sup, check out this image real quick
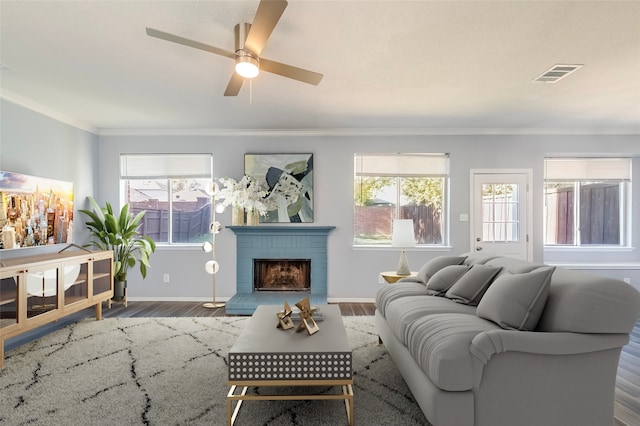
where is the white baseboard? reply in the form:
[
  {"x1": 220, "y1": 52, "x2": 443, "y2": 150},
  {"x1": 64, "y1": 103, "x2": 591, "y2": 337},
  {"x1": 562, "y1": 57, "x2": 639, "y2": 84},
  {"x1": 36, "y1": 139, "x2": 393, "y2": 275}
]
[
  {"x1": 327, "y1": 297, "x2": 375, "y2": 303},
  {"x1": 127, "y1": 296, "x2": 375, "y2": 303},
  {"x1": 547, "y1": 262, "x2": 640, "y2": 270},
  {"x1": 127, "y1": 297, "x2": 230, "y2": 302}
]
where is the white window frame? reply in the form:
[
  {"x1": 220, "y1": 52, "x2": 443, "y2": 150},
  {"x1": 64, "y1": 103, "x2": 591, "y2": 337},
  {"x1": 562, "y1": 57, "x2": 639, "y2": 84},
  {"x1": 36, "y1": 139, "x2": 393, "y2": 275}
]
[
  {"x1": 543, "y1": 157, "x2": 632, "y2": 248},
  {"x1": 353, "y1": 153, "x2": 450, "y2": 247},
  {"x1": 119, "y1": 153, "x2": 214, "y2": 246}
]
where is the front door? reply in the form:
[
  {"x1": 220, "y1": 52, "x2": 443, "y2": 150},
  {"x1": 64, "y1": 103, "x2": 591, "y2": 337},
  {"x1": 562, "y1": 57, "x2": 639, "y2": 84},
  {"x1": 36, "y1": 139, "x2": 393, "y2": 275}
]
[{"x1": 470, "y1": 170, "x2": 532, "y2": 260}]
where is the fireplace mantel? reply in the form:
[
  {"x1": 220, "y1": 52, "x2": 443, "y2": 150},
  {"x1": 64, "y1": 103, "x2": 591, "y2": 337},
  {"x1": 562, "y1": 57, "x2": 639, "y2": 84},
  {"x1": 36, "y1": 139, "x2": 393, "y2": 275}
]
[
  {"x1": 226, "y1": 226, "x2": 335, "y2": 315},
  {"x1": 227, "y1": 226, "x2": 336, "y2": 236}
]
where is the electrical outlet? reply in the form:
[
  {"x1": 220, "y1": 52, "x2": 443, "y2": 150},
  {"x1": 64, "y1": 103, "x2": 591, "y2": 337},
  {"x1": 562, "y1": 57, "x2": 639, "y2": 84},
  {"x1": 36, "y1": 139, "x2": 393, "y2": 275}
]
[
  {"x1": 623, "y1": 277, "x2": 631, "y2": 284},
  {"x1": 163, "y1": 273, "x2": 170, "y2": 283}
]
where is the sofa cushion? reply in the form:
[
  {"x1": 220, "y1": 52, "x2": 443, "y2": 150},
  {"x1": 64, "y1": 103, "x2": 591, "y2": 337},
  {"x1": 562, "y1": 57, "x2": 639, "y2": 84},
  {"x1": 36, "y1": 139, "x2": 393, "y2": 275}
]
[
  {"x1": 375, "y1": 282, "x2": 428, "y2": 317},
  {"x1": 476, "y1": 266, "x2": 555, "y2": 331},
  {"x1": 445, "y1": 264, "x2": 502, "y2": 305},
  {"x1": 484, "y1": 257, "x2": 546, "y2": 275},
  {"x1": 405, "y1": 313, "x2": 499, "y2": 391},
  {"x1": 415, "y1": 256, "x2": 467, "y2": 284},
  {"x1": 462, "y1": 252, "x2": 498, "y2": 266},
  {"x1": 426, "y1": 265, "x2": 471, "y2": 295},
  {"x1": 385, "y1": 296, "x2": 476, "y2": 344}
]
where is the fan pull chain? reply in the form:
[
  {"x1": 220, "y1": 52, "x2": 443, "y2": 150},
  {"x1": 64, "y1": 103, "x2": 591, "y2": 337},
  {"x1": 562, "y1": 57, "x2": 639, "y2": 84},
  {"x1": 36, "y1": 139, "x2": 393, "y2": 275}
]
[{"x1": 249, "y1": 78, "x2": 253, "y2": 105}]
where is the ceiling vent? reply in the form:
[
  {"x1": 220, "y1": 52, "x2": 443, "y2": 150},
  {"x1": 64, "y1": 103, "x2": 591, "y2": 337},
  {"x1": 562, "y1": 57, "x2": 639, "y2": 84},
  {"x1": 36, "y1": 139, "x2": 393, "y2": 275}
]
[{"x1": 534, "y1": 64, "x2": 583, "y2": 83}]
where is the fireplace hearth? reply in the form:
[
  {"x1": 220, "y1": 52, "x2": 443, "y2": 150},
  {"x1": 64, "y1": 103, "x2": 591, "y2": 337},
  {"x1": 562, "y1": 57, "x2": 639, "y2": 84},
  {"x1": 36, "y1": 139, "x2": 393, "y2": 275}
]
[{"x1": 226, "y1": 226, "x2": 335, "y2": 315}]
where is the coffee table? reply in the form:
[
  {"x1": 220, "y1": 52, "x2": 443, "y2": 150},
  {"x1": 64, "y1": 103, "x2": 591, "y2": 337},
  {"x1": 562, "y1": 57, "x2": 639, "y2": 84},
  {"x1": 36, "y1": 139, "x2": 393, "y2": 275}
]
[{"x1": 227, "y1": 304, "x2": 354, "y2": 425}]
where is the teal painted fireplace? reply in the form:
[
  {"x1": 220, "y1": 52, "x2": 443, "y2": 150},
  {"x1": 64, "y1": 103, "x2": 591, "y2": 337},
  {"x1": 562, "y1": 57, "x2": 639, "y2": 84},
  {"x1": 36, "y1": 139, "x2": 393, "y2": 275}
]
[{"x1": 226, "y1": 226, "x2": 335, "y2": 315}]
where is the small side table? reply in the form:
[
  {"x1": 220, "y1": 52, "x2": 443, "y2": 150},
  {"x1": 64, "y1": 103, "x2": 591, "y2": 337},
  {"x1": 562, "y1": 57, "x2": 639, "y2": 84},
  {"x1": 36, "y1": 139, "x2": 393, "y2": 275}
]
[{"x1": 380, "y1": 271, "x2": 417, "y2": 284}]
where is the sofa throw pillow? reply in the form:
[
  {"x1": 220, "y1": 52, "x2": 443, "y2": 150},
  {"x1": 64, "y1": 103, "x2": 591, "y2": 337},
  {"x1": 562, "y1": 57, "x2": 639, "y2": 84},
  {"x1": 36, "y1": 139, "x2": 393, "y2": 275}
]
[
  {"x1": 462, "y1": 252, "x2": 498, "y2": 266},
  {"x1": 415, "y1": 256, "x2": 467, "y2": 284},
  {"x1": 476, "y1": 266, "x2": 556, "y2": 331},
  {"x1": 425, "y1": 265, "x2": 471, "y2": 296},
  {"x1": 444, "y1": 265, "x2": 502, "y2": 305}
]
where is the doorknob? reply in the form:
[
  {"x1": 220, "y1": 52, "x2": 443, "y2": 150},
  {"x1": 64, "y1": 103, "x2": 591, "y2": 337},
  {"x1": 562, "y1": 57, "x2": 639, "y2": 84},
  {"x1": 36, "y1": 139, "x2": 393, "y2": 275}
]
[
  {"x1": 476, "y1": 246, "x2": 483, "y2": 251},
  {"x1": 476, "y1": 237, "x2": 481, "y2": 242}
]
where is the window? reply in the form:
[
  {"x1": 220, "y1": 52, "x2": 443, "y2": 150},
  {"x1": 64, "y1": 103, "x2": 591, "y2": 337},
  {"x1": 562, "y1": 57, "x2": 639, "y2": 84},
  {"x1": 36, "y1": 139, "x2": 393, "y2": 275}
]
[
  {"x1": 354, "y1": 153, "x2": 449, "y2": 246},
  {"x1": 481, "y1": 183, "x2": 519, "y2": 242},
  {"x1": 544, "y1": 157, "x2": 631, "y2": 247},
  {"x1": 120, "y1": 154, "x2": 213, "y2": 245}
]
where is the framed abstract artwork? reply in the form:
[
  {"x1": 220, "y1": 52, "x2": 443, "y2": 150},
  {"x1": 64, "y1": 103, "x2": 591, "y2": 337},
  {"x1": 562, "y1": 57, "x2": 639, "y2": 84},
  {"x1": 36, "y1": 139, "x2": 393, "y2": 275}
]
[{"x1": 244, "y1": 153, "x2": 313, "y2": 223}]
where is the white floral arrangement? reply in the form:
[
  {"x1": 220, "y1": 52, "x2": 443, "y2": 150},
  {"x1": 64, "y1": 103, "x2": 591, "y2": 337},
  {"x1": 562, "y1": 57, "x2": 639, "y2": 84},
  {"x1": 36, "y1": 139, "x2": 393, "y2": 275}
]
[{"x1": 216, "y1": 175, "x2": 269, "y2": 215}]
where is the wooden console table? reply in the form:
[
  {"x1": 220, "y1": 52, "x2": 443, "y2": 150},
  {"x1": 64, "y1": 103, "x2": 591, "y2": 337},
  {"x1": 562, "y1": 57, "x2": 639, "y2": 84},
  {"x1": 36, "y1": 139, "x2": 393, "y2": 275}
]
[{"x1": 0, "y1": 248, "x2": 113, "y2": 368}]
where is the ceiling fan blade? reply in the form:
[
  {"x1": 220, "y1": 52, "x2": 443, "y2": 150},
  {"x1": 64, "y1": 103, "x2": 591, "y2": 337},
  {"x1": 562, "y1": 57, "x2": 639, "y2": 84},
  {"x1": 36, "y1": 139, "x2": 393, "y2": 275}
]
[
  {"x1": 224, "y1": 72, "x2": 244, "y2": 96},
  {"x1": 244, "y1": 0, "x2": 288, "y2": 56},
  {"x1": 146, "y1": 28, "x2": 235, "y2": 59},
  {"x1": 260, "y1": 58, "x2": 323, "y2": 86}
]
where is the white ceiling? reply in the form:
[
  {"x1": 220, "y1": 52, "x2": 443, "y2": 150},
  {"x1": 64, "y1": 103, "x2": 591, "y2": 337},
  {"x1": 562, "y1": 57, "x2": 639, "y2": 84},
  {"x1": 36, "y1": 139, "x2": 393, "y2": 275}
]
[{"x1": 1, "y1": 0, "x2": 639, "y2": 134}]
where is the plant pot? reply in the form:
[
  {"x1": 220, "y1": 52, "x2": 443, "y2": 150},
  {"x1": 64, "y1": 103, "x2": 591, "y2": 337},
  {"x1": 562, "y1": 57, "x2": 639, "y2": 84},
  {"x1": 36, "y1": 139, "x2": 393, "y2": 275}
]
[
  {"x1": 113, "y1": 280, "x2": 127, "y2": 301},
  {"x1": 246, "y1": 209, "x2": 260, "y2": 226},
  {"x1": 231, "y1": 206, "x2": 245, "y2": 226}
]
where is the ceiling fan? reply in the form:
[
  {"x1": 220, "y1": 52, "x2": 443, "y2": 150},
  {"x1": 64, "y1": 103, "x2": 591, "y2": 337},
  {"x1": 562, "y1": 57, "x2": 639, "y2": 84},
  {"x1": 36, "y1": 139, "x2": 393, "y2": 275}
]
[{"x1": 146, "y1": 0, "x2": 323, "y2": 96}]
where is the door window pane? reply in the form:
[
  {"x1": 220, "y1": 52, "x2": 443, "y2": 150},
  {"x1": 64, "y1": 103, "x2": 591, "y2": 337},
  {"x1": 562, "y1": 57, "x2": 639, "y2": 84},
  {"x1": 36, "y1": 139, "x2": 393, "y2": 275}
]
[{"x1": 481, "y1": 183, "x2": 519, "y2": 243}]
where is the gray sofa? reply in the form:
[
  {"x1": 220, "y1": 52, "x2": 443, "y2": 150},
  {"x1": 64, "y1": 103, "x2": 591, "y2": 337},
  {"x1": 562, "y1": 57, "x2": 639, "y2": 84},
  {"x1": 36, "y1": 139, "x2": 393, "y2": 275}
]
[{"x1": 375, "y1": 253, "x2": 640, "y2": 426}]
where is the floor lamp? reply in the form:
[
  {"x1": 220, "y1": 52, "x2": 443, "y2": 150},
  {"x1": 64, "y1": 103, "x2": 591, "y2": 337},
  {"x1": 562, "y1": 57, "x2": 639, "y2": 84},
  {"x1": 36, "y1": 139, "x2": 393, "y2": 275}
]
[{"x1": 203, "y1": 181, "x2": 225, "y2": 309}]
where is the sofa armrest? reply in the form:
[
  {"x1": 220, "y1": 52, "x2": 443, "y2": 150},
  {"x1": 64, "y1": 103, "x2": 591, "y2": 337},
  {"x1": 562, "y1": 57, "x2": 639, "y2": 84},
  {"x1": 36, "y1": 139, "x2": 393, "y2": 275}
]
[
  {"x1": 470, "y1": 329, "x2": 629, "y2": 365},
  {"x1": 469, "y1": 329, "x2": 630, "y2": 389}
]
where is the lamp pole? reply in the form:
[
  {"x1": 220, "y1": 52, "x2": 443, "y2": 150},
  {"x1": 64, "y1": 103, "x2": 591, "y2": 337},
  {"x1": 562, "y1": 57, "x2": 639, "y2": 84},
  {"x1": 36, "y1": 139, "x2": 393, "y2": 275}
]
[{"x1": 203, "y1": 182, "x2": 225, "y2": 309}]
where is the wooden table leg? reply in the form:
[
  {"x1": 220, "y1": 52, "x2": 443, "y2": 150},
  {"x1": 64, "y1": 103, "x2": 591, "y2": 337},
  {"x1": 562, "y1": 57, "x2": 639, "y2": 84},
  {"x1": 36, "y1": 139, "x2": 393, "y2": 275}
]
[
  {"x1": 95, "y1": 302, "x2": 102, "y2": 320},
  {"x1": 343, "y1": 384, "x2": 354, "y2": 425}
]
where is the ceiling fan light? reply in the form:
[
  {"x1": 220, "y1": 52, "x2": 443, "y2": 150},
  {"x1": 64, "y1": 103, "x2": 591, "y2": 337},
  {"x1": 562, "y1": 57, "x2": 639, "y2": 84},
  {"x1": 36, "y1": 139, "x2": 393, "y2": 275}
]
[{"x1": 235, "y1": 55, "x2": 259, "y2": 78}]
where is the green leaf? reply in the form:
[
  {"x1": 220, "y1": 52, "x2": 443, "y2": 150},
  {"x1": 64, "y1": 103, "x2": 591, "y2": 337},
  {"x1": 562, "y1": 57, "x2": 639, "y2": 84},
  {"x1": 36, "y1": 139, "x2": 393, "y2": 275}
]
[
  {"x1": 87, "y1": 197, "x2": 106, "y2": 223},
  {"x1": 119, "y1": 204, "x2": 130, "y2": 231}
]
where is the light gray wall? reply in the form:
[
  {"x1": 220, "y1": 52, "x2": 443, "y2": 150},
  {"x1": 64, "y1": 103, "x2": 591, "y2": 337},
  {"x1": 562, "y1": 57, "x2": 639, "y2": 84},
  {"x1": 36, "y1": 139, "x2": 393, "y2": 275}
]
[
  {"x1": 2, "y1": 99, "x2": 638, "y2": 299},
  {"x1": 0, "y1": 100, "x2": 98, "y2": 260},
  {"x1": 97, "y1": 133, "x2": 640, "y2": 301}
]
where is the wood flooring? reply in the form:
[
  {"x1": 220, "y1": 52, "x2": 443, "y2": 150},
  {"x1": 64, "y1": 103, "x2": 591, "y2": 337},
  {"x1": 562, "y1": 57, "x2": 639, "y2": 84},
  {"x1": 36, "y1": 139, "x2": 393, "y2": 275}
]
[
  {"x1": 3, "y1": 301, "x2": 638, "y2": 425},
  {"x1": 98, "y1": 300, "x2": 377, "y2": 318}
]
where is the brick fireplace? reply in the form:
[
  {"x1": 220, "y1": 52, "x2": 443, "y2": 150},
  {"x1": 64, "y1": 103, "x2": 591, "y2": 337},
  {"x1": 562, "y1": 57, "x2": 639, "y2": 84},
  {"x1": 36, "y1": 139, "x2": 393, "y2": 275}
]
[{"x1": 226, "y1": 226, "x2": 335, "y2": 315}]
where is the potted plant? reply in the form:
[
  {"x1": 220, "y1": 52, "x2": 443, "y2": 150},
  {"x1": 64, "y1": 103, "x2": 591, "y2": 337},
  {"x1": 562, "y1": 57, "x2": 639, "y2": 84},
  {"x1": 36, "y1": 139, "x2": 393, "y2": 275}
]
[{"x1": 79, "y1": 196, "x2": 156, "y2": 300}]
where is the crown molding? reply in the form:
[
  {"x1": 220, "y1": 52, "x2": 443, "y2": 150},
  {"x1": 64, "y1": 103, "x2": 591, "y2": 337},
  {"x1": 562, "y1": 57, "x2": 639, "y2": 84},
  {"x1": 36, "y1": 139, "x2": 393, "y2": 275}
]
[
  {"x1": 1, "y1": 90, "x2": 98, "y2": 135},
  {"x1": 97, "y1": 127, "x2": 640, "y2": 137},
  {"x1": 2, "y1": 92, "x2": 637, "y2": 137}
]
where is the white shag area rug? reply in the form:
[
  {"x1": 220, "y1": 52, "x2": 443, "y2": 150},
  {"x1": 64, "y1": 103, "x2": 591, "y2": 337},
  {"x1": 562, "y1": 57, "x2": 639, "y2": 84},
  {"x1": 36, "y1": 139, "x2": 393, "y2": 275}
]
[{"x1": 1, "y1": 316, "x2": 429, "y2": 425}]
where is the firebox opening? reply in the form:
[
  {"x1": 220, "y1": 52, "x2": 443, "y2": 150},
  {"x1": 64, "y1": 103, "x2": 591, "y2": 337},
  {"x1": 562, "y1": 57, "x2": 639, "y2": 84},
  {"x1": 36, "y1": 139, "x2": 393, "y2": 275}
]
[{"x1": 254, "y1": 259, "x2": 311, "y2": 292}]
